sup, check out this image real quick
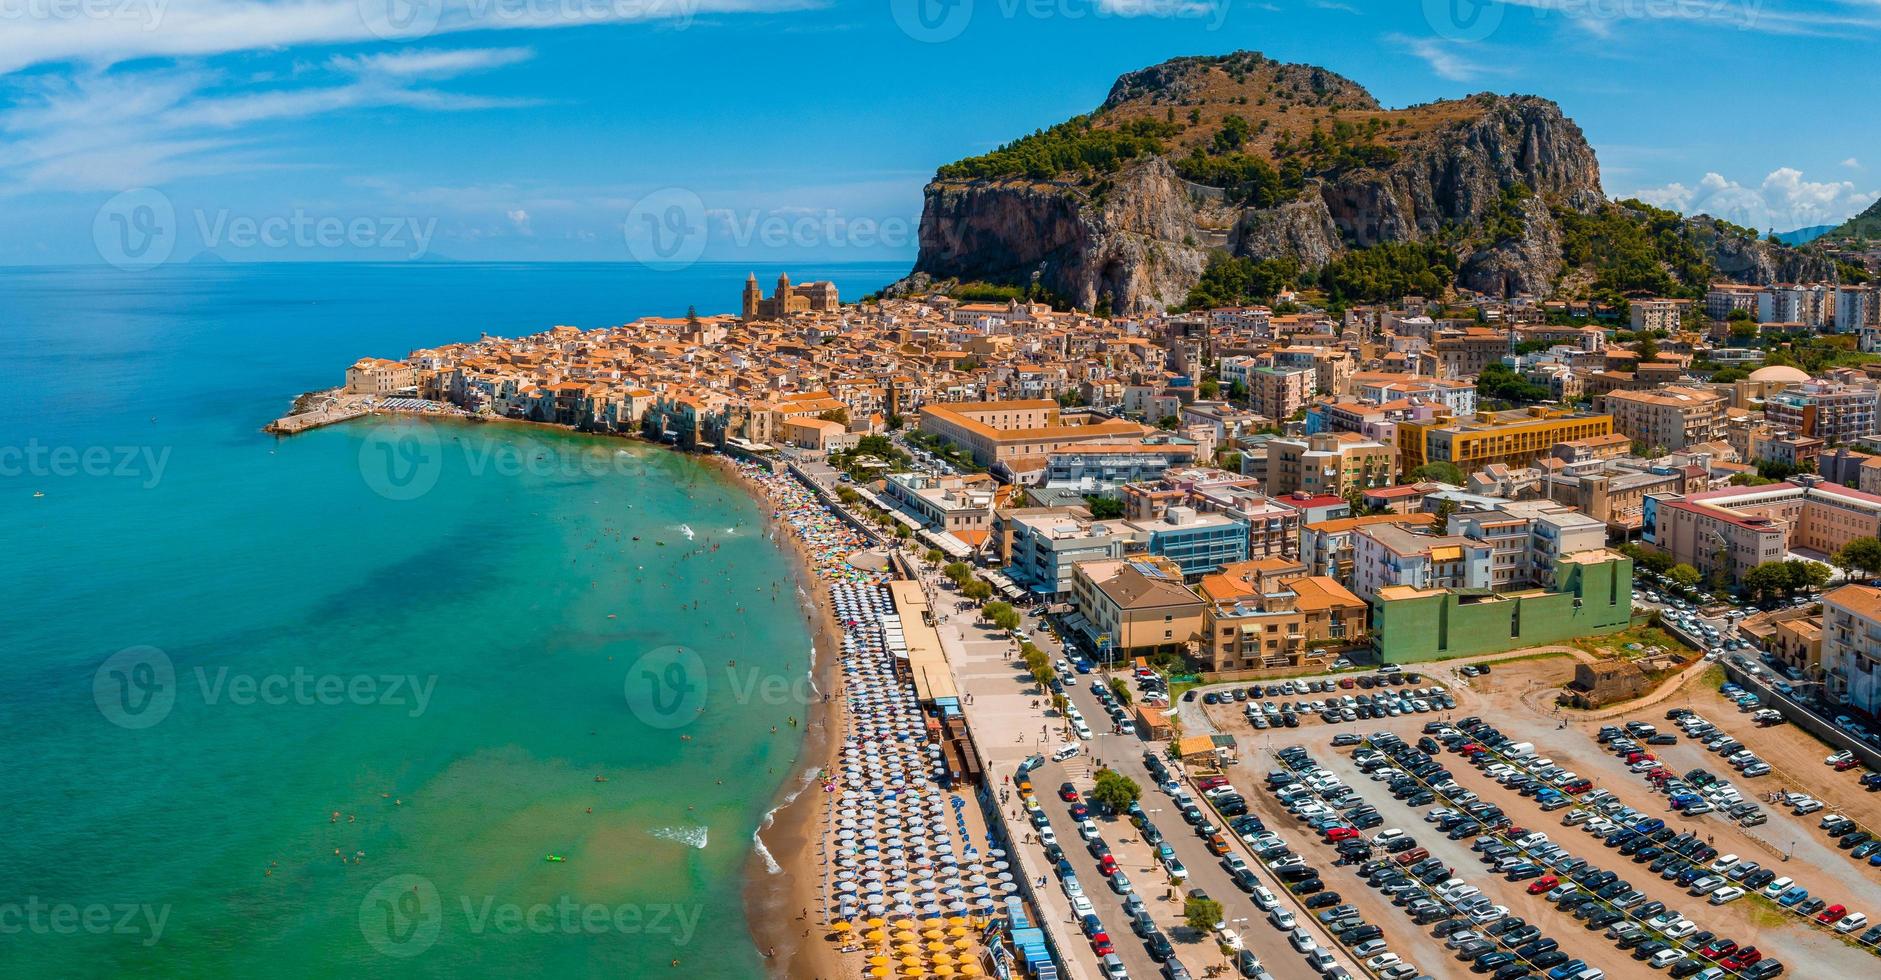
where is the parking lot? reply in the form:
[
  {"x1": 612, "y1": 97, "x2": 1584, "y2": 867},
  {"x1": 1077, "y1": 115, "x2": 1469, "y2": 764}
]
[{"x1": 1186, "y1": 661, "x2": 1878, "y2": 979}]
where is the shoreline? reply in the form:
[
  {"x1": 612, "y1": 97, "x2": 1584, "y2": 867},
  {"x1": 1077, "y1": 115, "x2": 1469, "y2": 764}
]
[{"x1": 708, "y1": 456, "x2": 857, "y2": 980}]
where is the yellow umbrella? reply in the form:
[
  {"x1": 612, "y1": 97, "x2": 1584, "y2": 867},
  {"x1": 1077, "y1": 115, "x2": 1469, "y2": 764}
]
[
  {"x1": 900, "y1": 955, "x2": 923, "y2": 968},
  {"x1": 952, "y1": 937, "x2": 973, "y2": 950},
  {"x1": 833, "y1": 920, "x2": 854, "y2": 933},
  {"x1": 865, "y1": 929, "x2": 887, "y2": 943},
  {"x1": 935, "y1": 966, "x2": 956, "y2": 977},
  {"x1": 958, "y1": 964, "x2": 981, "y2": 977},
  {"x1": 926, "y1": 941, "x2": 947, "y2": 953},
  {"x1": 947, "y1": 926, "x2": 968, "y2": 937},
  {"x1": 866, "y1": 917, "x2": 887, "y2": 929},
  {"x1": 868, "y1": 968, "x2": 890, "y2": 979},
  {"x1": 923, "y1": 928, "x2": 945, "y2": 940},
  {"x1": 900, "y1": 968, "x2": 924, "y2": 978},
  {"x1": 869, "y1": 956, "x2": 890, "y2": 967},
  {"x1": 896, "y1": 943, "x2": 920, "y2": 956},
  {"x1": 946, "y1": 916, "x2": 968, "y2": 927}
]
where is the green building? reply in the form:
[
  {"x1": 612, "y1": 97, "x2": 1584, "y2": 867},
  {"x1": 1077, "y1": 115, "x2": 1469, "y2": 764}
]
[{"x1": 1370, "y1": 552, "x2": 1633, "y2": 663}]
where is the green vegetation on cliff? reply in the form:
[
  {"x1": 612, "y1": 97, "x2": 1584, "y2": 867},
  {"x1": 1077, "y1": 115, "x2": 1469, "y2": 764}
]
[
  {"x1": 936, "y1": 115, "x2": 1180, "y2": 181},
  {"x1": 1555, "y1": 199, "x2": 1712, "y2": 299}
]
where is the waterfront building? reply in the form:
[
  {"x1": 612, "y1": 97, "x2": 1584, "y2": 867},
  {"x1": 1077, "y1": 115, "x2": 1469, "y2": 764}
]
[
  {"x1": 1068, "y1": 557, "x2": 1204, "y2": 660},
  {"x1": 1124, "y1": 506, "x2": 1250, "y2": 577}
]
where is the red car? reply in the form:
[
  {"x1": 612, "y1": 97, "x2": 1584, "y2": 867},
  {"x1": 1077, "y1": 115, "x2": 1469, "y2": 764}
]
[
  {"x1": 1528, "y1": 875, "x2": 1559, "y2": 895},
  {"x1": 1197, "y1": 775, "x2": 1230, "y2": 791},
  {"x1": 1059, "y1": 783, "x2": 1079, "y2": 802},
  {"x1": 1564, "y1": 780, "x2": 1594, "y2": 794},
  {"x1": 1325, "y1": 827, "x2": 1359, "y2": 841},
  {"x1": 1699, "y1": 939, "x2": 1737, "y2": 959},
  {"x1": 1834, "y1": 758, "x2": 1861, "y2": 771},
  {"x1": 1721, "y1": 947, "x2": 1762, "y2": 969},
  {"x1": 1098, "y1": 855, "x2": 1119, "y2": 877},
  {"x1": 1818, "y1": 904, "x2": 1848, "y2": 924},
  {"x1": 1092, "y1": 931, "x2": 1114, "y2": 956}
]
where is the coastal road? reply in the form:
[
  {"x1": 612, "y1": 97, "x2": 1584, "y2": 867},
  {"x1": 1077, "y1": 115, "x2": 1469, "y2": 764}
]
[{"x1": 1038, "y1": 658, "x2": 1343, "y2": 980}]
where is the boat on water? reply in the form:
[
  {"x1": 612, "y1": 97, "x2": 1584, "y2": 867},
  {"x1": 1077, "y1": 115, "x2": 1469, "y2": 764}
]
[{"x1": 544, "y1": 854, "x2": 566, "y2": 863}]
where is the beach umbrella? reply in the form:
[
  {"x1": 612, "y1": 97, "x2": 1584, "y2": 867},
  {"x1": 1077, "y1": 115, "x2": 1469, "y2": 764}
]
[
  {"x1": 831, "y1": 920, "x2": 853, "y2": 933},
  {"x1": 957, "y1": 964, "x2": 980, "y2": 976},
  {"x1": 952, "y1": 936, "x2": 973, "y2": 950},
  {"x1": 869, "y1": 955, "x2": 890, "y2": 967},
  {"x1": 899, "y1": 955, "x2": 922, "y2": 969},
  {"x1": 868, "y1": 968, "x2": 890, "y2": 979},
  {"x1": 865, "y1": 929, "x2": 886, "y2": 942}
]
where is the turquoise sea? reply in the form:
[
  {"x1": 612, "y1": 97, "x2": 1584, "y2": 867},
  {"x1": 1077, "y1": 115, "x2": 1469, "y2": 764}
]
[{"x1": 0, "y1": 262, "x2": 906, "y2": 976}]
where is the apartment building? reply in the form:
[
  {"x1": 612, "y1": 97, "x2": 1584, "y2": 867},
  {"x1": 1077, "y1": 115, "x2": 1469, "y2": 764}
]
[
  {"x1": 1820, "y1": 584, "x2": 1881, "y2": 715},
  {"x1": 1602, "y1": 386, "x2": 1727, "y2": 451},
  {"x1": 1124, "y1": 506, "x2": 1250, "y2": 577},
  {"x1": 1263, "y1": 432, "x2": 1396, "y2": 498},
  {"x1": 997, "y1": 510, "x2": 1129, "y2": 599},
  {"x1": 1197, "y1": 560, "x2": 1368, "y2": 671},
  {"x1": 882, "y1": 472, "x2": 995, "y2": 538},
  {"x1": 1299, "y1": 512, "x2": 1437, "y2": 582},
  {"x1": 1630, "y1": 298, "x2": 1688, "y2": 333},
  {"x1": 1246, "y1": 365, "x2": 1317, "y2": 421},
  {"x1": 1764, "y1": 381, "x2": 1880, "y2": 446},
  {"x1": 1038, "y1": 442, "x2": 1199, "y2": 493},
  {"x1": 1068, "y1": 557, "x2": 1205, "y2": 659}
]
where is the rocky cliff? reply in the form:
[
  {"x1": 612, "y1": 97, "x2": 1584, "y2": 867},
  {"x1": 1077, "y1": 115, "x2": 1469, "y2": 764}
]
[{"x1": 897, "y1": 52, "x2": 1822, "y2": 312}]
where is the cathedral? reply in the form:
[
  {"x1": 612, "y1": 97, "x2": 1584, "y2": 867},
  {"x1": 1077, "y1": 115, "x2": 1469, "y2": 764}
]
[{"x1": 742, "y1": 272, "x2": 840, "y2": 321}]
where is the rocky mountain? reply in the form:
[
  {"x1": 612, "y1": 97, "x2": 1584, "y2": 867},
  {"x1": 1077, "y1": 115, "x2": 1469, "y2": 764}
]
[
  {"x1": 894, "y1": 52, "x2": 1824, "y2": 313},
  {"x1": 1824, "y1": 198, "x2": 1881, "y2": 242}
]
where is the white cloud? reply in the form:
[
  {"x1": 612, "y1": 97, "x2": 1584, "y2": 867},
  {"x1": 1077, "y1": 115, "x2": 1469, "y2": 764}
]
[
  {"x1": 1387, "y1": 34, "x2": 1501, "y2": 82},
  {"x1": 1631, "y1": 167, "x2": 1881, "y2": 232},
  {"x1": 1846, "y1": 157, "x2": 1864, "y2": 170},
  {"x1": 0, "y1": 0, "x2": 814, "y2": 77},
  {"x1": 329, "y1": 47, "x2": 535, "y2": 78},
  {"x1": 1499, "y1": 0, "x2": 1881, "y2": 38},
  {"x1": 506, "y1": 208, "x2": 533, "y2": 236},
  {"x1": 0, "y1": 50, "x2": 540, "y2": 192}
]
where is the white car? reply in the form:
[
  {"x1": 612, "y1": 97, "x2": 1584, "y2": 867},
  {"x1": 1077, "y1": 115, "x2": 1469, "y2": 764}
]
[
  {"x1": 1708, "y1": 886, "x2": 1746, "y2": 905},
  {"x1": 1214, "y1": 926, "x2": 1245, "y2": 951},
  {"x1": 1051, "y1": 744, "x2": 1081, "y2": 762},
  {"x1": 1078, "y1": 819, "x2": 1100, "y2": 841},
  {"x1": 1663, "y1": 919, "x2": 1697, "y2": 939},
  {"x1": 1835, "y1": 912, "x2": 1869, "y2": 933},
  {"x1": 1073, "y1": 721, "x2": 1094, "y2": 740},
  {"x1": 1366, "y1": 953, "x2": 1402, "y2": 971},
  {"x1": 1648, "y1": 948, "x2": 1684, "y2": 968},
  {"x1": 1268, "y1": 908, "x2": 1296, "y2": 930},
  {"x1": 1071, "y1": 894, "x2": 1093, "y2": 917}
]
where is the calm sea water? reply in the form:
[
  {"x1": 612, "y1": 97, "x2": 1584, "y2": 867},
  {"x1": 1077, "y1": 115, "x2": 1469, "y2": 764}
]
[{"x1": 0, "y1": 262, "x2": 906, "y2": 976}]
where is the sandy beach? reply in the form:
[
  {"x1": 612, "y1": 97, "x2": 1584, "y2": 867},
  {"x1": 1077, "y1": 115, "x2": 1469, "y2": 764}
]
[{"x1": 713, "y1": 455, "x2": 868, "y2": 980}]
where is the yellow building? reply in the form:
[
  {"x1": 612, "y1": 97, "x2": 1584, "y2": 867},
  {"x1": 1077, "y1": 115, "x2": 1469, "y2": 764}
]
[{"x1": 1397, "y1": 407, "x2": 1613, "y2": 474}]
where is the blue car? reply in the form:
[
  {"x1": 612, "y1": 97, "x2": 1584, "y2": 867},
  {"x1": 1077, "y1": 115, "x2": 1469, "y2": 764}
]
[
  {"x1": 1777, "y1": 886, "x2": 1809, "y2": 907},
  {"x1": 1073, "y1": 660, "x2": 1094, "y2": 674},
  {"x1": 1547, "y1": 959, "x2": 1588, "y2": 980},
  {"x1": 1636, "y1": 818, "x2": 1665, "y2": 835}
]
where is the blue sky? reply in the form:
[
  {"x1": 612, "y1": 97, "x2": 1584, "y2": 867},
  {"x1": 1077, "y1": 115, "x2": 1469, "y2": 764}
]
[{"x1": 5, "y1": 0, "x2": 1878, "y2": 266}]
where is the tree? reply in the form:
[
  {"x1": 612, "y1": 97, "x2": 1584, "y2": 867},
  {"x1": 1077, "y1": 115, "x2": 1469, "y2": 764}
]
[
  {"x1": 1184, "y1": 896, "x2": 1224, "y2": 935},
  {"x1": 1199, "y1": 378, "x2": 1221, "y2": 399},
  {"x1": 1432, "y1": 498, "x2": 1457, "y2": 531},
  {"x1": 924, "y1": 548, "x2": 945, "y2": 565},
  {"x1": 1410, "y1": 461, "x2": 1465, "y2": 485},
  {"x1": 1108, "y1": 677, "x2": 1134, "y2": 707},
  {"x1": 894, "y1": 525, "x2": 912, "y2": 541},
  {"x1": 1835, "y1": 536, "x2": 1881, "y2": 579},
  {"x1": 1801, "y1": 560, "x2": 1833, "y2": 593},
  {"x1": 1635, "y1": 334, "x2": 1660, "y2": 362},
  {"x1": 962, "y1": 579, "x2": 993, "y2": 602},
  {"x1": 1084, "y1": 495, "x2": 1125, "y2": 519},
  {"x1": 1030, "y1": 662, "x2": 1057, "y2": 692},
  {"x1": 1155, "y1": 415, "x2": 1181, "y2": 431},
  {"x1": 1667, "y1": 564, "x2": 1702, "y2": 590},
  {"x1": 1089, "y1": 768, "x2": 1142, "y2": 815},
  {"x1": 944, "y1": 562, "x2": 972, "y2": 587}
]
